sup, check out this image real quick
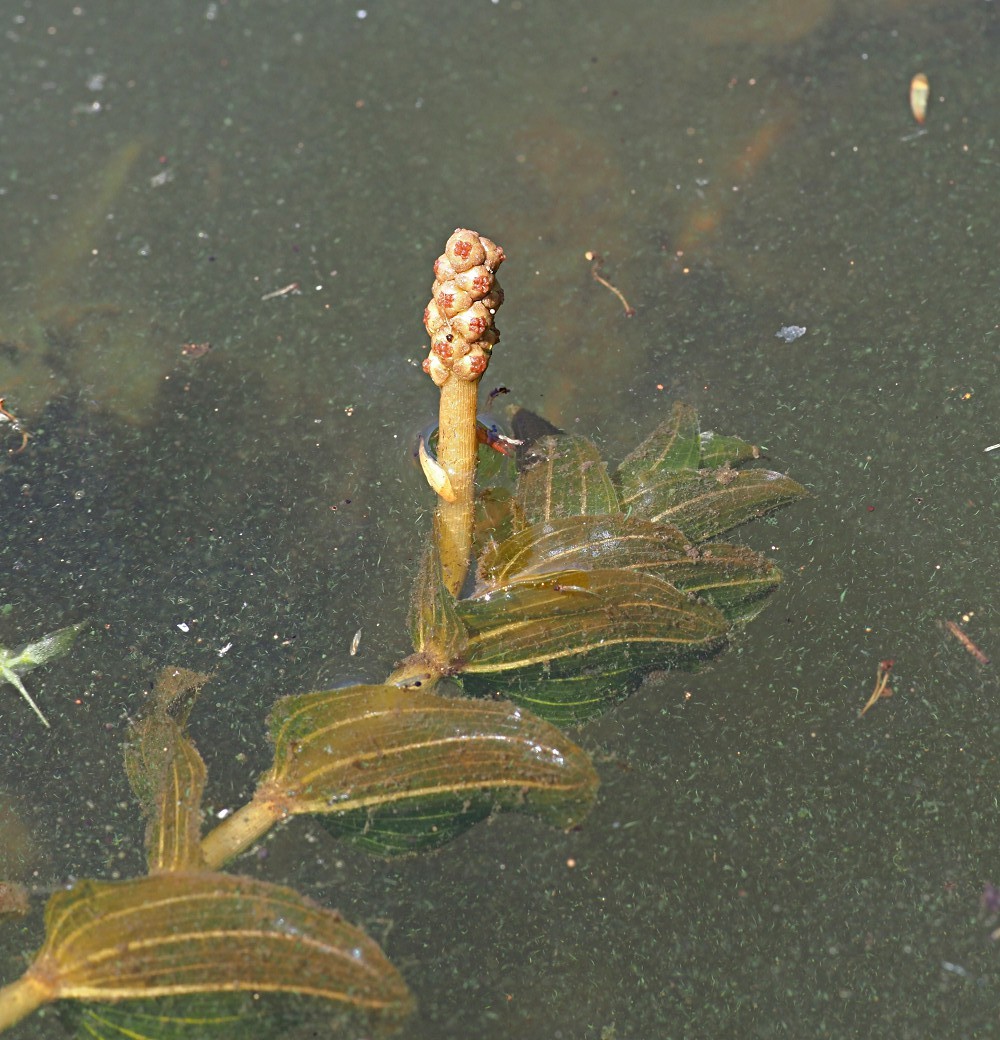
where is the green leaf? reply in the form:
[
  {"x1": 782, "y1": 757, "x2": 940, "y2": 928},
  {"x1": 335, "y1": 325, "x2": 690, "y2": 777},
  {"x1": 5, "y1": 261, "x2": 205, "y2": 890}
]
[
  {"x1": 456, "y1": 569, "x2": 728, "y2": 723},
  {"x1": 476, "y1": 514, "x2": 692, "y2": 589},
  {"x1": 471, "y1": 486, "x2": 517, "y2": 560},
  {"x1": 614, "y1": 403, "x2": 808, "y2": 540},
  {"x1": 260, "y1": 684, "x2": 598, "y2": 855},
  {"x1": 0, "y1": 621, "x2": 86, "y2": 676},
  {"x1": 516, "y1": 434, "x2": 619, "y2": 526},
  {"x1": 124, "y1": 668, "x2": 213, "y2": 873},
  {"x1": 616, "y1": 402, "x2": 701, "y2": 489},
  {"x1": 66, "y1": 991, "x2": 371, "y2": 1040},
  {"x1": 320, "y1": 788, "x2": 501, "y2": 857},
  {"x1": 18, "y1": 873, "x2": 411, "y2": 1018},
  {"x1": 619, "y1": 466, "x2": 809, "y2": 541},
  {"x1": 698, "y1": 430, "x2": 760, "y2": 469},
  {"x1": 665, "y1": 542, "x2": 783, "y2": 624},
  {"x1": 476, "y1": 515, "x2": 781, "y2": 626},
  {"x1": 0, "y1": 620, "x2": 86, "y2": 727},
  {"x1": 144, "y1": 736, "x2": 207, "y2": 873},
  {"x1": 66, "y1": 995, "x2": 248, "y2": 1040}
]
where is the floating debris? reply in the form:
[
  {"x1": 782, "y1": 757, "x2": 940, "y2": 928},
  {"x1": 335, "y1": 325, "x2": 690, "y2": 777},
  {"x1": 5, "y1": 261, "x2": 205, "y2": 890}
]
[
  {"x1": 775, "y1": 325, "x2": 807, "y2": 343},
  {"x1": 860, "y1": 658, "x2": 894, "y2": 717},
  {"x1": 940, "y1": 619, "x2": 990, "y2": 665},
  {"x1": 585, "y1": 251, "x2": 636, "y2": 317},
  {"x1": 910, "y1": 73, "x2": 929, "y2": 125},
  {"x1": 261, "y1": 282, "x2": 301, "y2": 301},
  {"x1": 0, "y1": 397, "x2": 29, "y2": 454},
  {"x1": 0, "y1": 881, "x2": 30, "y2": 918}
]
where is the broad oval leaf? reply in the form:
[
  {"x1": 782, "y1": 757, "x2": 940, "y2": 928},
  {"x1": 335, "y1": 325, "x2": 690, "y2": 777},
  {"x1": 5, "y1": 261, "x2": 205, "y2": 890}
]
[
  {"x1": 456, "y1": 569, "x2": 729, "y2": 723},
  {"x1": 516, "y1": 433, "x2": 619, "y2": 527},
  {"x1": 476, "y1": 514, "x2": 782, "y2": 624},
  {"x1": 257, "y1": 684, "x2": 598, "y2": 855},
  {"x1": 664, "y1": 542, "x2": 783, "y2": 624},
  {"x1": 618, "y1": 466, "x2": 809, "y2": 541},
  {"x1": 615, "y1": 403, "x2": 807, "y2": 539},
  {"x1": 22, "y1": 873, "x2": 411, "y2": 1015},
  {"x1": 477, "y1": 514, "x2": 691, "y2": 588}
]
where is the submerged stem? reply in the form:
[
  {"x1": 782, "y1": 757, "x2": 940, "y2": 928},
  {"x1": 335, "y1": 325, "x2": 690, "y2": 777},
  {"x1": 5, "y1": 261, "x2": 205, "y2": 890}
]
[
  {"x1": 434, "y1": 377, "x2": 480, "y2": 594},
  {"x1": 200, "y1": 796, "x2": 284, "y2": 870},
  {"x1": 0, "y1": 975, "x2": 50, "y2": 1032}
]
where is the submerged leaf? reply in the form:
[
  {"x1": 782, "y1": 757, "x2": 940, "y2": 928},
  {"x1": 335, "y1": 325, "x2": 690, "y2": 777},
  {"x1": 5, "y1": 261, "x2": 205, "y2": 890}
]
[
  {"x1": 471, "y1": 486, "x2": 517, "y2": 560},
  {"x1": 477, "y1": 514, "x2": 691, "y2": 589},
  {"x1": 23, "y1": 873, "x2": 411, "y2": 1015},
  {"x1": 615, "y1": 403, "x2": 807, "y2": 539},
  {"x1": 698, "y1": 429, "x2": 760, "y2": 469},
  {"x1": 456, "y1": 569, "x2": 728, "y2": 722},
  {"x1": 124, "y1": 668, "x2": 213, "y2": 873},
  {"x1": 150, "y1": 667, "x2": 213, "y2": 725},
  {"x1": 0, "y1": 621, "x2": 87, "y2": 677},
  {"x1": 665, "y1": 542, "x2": 783, "y2": 624},
  {"x1": 406, "y1": 527, "x2": 468, "y2": 676},
  {"x1": 619, "y1": 466, "x2": 809, "y2": 541},
  {"x1": 66, "y1": 995, "x2": 249, "y2": 1040},
  {"x1": 479, "y1": 513, "x2": 782, "y2": 624},
  {"x1": 516, "y1": 434, "x2": 619, "y2": 526},
  {"x1": 147, "y1": 737, "x2": 207, "y2": 874},
  {"x1": 65, "y1": 990, "x2": 380, "y2": 1040},
  {"x1": 259, "y1": 684, "x2": 598, "y2": 855},
  {"x1": 616, "y1": 401, "x2": 701, "y2": 485}
]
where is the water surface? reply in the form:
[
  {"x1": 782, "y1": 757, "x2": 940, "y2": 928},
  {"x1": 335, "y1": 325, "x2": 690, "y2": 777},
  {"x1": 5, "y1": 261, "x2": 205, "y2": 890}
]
[{"x1": 1, "y1": 1, "x2": 997, "y2": 1037}]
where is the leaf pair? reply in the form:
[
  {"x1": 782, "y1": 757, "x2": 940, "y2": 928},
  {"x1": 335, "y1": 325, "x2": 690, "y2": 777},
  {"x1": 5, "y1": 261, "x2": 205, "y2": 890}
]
[
  {"x1": 1, "y1": 664, "x2": 599, "y2": 1035},
  {"x1": 0, "y1": 669, "x2": 414, "y2": 1037},
  {"x1": 615, "y1": 401, "x2": 805, "y2": 541},
  {"x1": 203, "y1": 682, "x2": 599, "y2": 861}
]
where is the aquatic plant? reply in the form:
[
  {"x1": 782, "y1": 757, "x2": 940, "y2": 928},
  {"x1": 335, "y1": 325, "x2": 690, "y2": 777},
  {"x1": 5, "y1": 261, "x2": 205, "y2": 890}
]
[
  {"x1": 0, "y1": 623, "x2": 86, "y2": 728},
  {"x1": 0, "y1": 229, "x2": 807, "y2": 1037}
]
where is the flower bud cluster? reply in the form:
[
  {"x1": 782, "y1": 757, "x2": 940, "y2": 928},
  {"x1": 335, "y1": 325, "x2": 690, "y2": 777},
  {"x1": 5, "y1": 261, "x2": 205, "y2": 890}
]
[{"x1": 422, "y1": 229, "x2": 504, "y2": 387}]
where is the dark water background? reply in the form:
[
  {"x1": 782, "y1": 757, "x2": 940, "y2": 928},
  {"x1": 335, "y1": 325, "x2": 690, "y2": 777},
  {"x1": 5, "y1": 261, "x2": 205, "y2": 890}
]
[{"x1": 1, "y1": 1, "x2": 998, "y2": 1037}]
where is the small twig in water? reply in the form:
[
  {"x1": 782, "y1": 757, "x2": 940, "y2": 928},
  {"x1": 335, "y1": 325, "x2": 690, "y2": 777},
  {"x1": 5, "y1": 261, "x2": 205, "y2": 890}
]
[
  {"x1": 940, "y1": 620, "x2": 991, "y2": 665},
  {"x1": 585, "y1": 251, "x2": 635, "y2": 317},
  {"x1": 261, "y1": 282, "x2": 302, "y2": 301}
]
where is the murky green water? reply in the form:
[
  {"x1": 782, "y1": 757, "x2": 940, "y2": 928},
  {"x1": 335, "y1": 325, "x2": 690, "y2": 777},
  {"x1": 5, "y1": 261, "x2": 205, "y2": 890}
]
[{"x1": 1, "y1": 0, "x2": 997, "y2": 1036}]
